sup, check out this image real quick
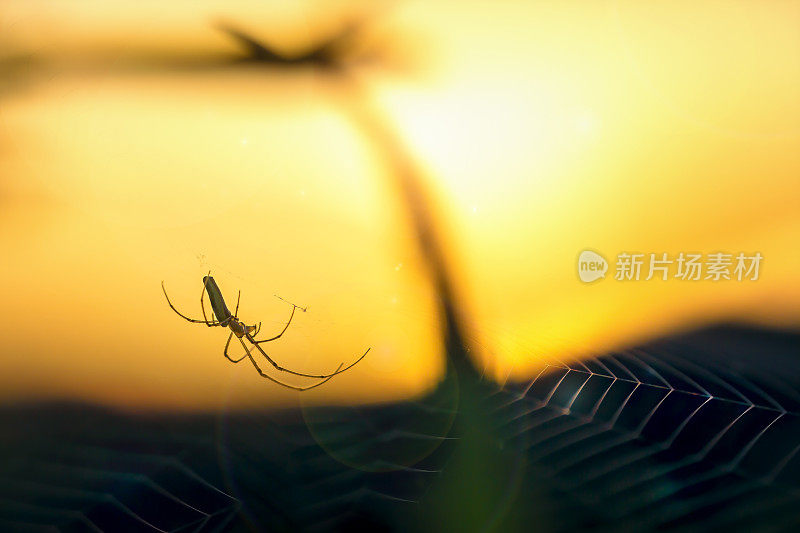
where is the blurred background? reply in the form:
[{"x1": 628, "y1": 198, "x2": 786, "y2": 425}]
[
  {"x1": 0, "y1": 0, "x2": 798, "y2": 408},
  {"x1": 2, "y1": 2, "x2": 800, "y2": 532}
]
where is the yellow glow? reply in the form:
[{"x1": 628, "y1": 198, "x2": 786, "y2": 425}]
[{"x1": 0, "y1": 1, "x2": 797, "y2": 409}]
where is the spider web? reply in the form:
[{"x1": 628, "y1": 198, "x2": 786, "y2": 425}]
[
  {"x1": 488, "y1": 326, "x2": 800, "y2": 531},
  {"x1": 0, "y1": 406, "x2": 240, "y2": 532},
  {"x1": 0, "y1": 325, "x2": 798, "y2": 532},
  {"x1": 210, "y1": 324, "x2": 800, "y2": 531}
]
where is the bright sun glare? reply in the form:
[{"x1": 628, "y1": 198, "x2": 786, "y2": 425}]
[{"x1": 0, "y1": 0, "x2": 798, "y2": 409}]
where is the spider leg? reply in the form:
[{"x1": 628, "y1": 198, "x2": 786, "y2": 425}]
[
  {"x1": 162, "y1": 281, "x2": 222, "y2": 325},
  {"x1": 250, "y1": 304, "x2": 298, "y2": 344},
  {"x1": 233, "y1": 290, "x2": 241, "y2": 318},
  {"x1": 244, "y1": 333, "x2": 370, "y2": 379},
  {"x1": 224, "y1": 331, "x2": 247, "y2": 363},
  {"x1": 238, "y1": 336, "x2": 343, "y2": 391}
]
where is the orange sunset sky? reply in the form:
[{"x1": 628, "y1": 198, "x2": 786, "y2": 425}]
[{"x1": 0, "y1": 0, "x2": 798, "y2": 410}]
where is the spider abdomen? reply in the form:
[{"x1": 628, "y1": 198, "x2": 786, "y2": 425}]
[{"x1": 203, "y1": 276, "x2": 232, "y2": 323}]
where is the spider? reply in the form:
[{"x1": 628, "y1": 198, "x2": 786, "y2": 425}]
[{"x1": 161, "y1": 274, "x2": 369, "y2": 391}]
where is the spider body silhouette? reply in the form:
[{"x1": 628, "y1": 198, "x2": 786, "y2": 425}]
[{"x1": 162, "y1": 275, "x2": 368, "y2": 391}]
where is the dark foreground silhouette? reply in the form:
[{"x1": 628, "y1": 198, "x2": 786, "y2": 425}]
[{"x1": 1, "y1": 323, "x2": 799, "y2": 532}]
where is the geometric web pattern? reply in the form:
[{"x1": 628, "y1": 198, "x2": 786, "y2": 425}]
[
  {"x1": 0, "y1": 324, "x2": 798, "y2": 532},
  {"x1": 0, "y1": 404, "x2": 240, "y2": 533},
  {"x1": 215, "y1": 387, "x2": 458, "y2": 530},
  {"x1": 0, "y1": 448, "x2": 239, "y2": 532},
  {"x1": 488, "y1": 326, "x2": 800, "y2": 531}
]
